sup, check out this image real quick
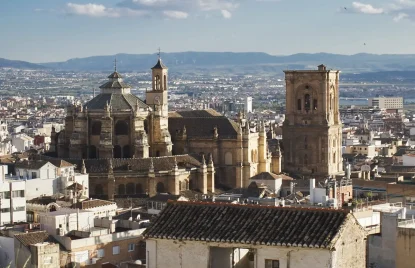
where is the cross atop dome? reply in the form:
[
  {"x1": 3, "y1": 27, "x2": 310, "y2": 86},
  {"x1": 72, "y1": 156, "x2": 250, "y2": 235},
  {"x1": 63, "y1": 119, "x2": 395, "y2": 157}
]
[{"x1": 152, "y1": 47, "x2": 167, "y2": 70}]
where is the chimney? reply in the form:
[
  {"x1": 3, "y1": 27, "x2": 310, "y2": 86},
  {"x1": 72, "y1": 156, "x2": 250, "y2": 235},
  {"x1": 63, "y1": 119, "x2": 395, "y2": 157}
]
[
  {"x1": 310, "y1": 178, "x2": 315, "y2": 204},
  {"x1": 318, "y1": 64, "x2": 326, "y2": 71}
]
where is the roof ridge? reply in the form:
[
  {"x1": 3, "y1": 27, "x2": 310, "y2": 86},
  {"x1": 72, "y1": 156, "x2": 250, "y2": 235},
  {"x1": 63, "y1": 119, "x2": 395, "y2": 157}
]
[{"x1": 167, "y1": 200, "x2": 350, "y2": 214}]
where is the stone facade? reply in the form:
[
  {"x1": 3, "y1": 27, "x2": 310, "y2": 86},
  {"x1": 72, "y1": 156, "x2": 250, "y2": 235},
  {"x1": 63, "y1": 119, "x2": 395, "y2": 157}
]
[
  {"x1": 282, "y1": 64, "x2": 343, "y2": 178},
  {"x1": 49, "y1": 58, "x2": 271, "y2": 190},
  {"x1": 51, "y1": 58, "x2": 172, "y2": 160},
  {"x1": 169, "y1": 112, "x2": 271, "y2": 188}
]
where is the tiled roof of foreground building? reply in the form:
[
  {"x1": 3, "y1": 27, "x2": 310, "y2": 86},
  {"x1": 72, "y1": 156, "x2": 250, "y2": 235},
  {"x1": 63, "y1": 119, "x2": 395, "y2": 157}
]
[{"x1": 144, "y1": 201, "x2": 354, "y2": 249}]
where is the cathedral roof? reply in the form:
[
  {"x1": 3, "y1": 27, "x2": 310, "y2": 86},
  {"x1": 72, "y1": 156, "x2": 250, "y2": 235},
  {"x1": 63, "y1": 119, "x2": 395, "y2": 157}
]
[
  {"x1": 54, "y1": 154, "x2": 203, "y2": 174},
  {"x1": 169, "y1": 109, "x2": 222, "y2": 118},
  {"x1": 99, "y1": 80, "x2": 131, "y2": 89},
  {"x1": 151, "y1": 58, "x2": 167, "y2": 69},
  {"x1": 107, "y1": 71, "x2": 123, "y2": 79},
  {"x1": 168, "y1": 109, "x2": 240, "y2": 139},
  {"x1": 84, "y1": 93, "x2": 148, "y2": 111}
]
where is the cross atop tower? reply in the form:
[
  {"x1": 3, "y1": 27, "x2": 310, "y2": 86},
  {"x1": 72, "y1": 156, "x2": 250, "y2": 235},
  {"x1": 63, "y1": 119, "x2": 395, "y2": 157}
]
[
  {"x1": 114, "y1": 57, "x2": 117, "y2": 72},
  {"x1": 157, "y1": 47, "x2": 161, "y2": 59}
]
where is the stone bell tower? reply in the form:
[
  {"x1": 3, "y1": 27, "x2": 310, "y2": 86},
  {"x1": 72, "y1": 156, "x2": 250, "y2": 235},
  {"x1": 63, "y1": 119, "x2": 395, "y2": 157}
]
[
  {"x1": 282, "y1": 64, "x2": 343, "y2": 178},
  {"x1": 146, "y1": 55, "x2": 172, "y2": 157}
]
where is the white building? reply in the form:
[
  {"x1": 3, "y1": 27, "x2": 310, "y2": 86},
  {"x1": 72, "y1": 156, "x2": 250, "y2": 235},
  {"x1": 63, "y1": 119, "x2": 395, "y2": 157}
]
[
  {"x1": 0, "y1": 165, "x2": 26, "y2": 226},
  {"x1": 245, "y1": 96, "x2": 253, "y2": 113},
  {"x1": 402, "y1": 154, "x2": 415, "y2": 166},
  {"x1": 248, "y1": 172, "x2": 282, "y2": 195},
  {"x1": 11, "y1": 134, "x2": 33, "y2": 152},
  {"x1": 369, "y1": 97, "x2": 403, "y2": 109},
  {"x1": 144, "y1": 202, "x2": 367, "y2": 268},
  {"x1": 40, "y1": 210, "x2": 95, "y2": 235},
  {"x1": 14, "y1": 160, "x2": 89, "y2": 200},
  {"x1": 0, "y1": 121, "x2": 8, "y2": 142}
]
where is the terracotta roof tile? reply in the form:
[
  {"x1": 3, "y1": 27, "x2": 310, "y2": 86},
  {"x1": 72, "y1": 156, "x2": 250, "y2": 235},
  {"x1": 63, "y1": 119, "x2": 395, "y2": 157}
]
[
  {"x1": 14, "y1": 231, "x2": 51, "y2": 248},
  {"x1": 143, "y1": 201, "x2": 350, "y2": 248}
]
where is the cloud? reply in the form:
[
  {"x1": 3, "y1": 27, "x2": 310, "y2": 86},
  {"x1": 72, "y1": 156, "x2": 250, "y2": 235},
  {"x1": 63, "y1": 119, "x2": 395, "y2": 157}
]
[
  {"x1": 221, "y1": 9, "x2": 232, "y2": 18},
  {"x1": 393, "y1": 12, "x2": 409, "y2": 21},
  {"x1": 47, "y1": 0, "x2": 280, "y2": 20},
  {"x1": 351, "y1": 2, "x2": 384, "y2": 14},
  {"x1": 117, "y1": 0, "x2": 240, "y2": 18},
  {"x1": 65, "y1": 3, "x2": 147, "y2": 18},
  {"x1": 163, "y1": 10, "x2": 189, "y2": 19},
  {"x1": 348, "y1": 1, "x2": 415, "y2": 21}
]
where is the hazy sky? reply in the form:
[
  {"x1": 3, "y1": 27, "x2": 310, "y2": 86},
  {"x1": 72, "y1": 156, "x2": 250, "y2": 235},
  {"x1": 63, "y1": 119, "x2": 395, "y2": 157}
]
[{"x1": 1, "y1": 0, "x2": 415, "y2": 62}]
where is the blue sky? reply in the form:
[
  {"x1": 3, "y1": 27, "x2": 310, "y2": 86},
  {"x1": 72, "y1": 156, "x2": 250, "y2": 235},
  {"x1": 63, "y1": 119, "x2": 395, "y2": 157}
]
[{"x1": 1, "y1": 0, "x2": 415, "y2": 63}]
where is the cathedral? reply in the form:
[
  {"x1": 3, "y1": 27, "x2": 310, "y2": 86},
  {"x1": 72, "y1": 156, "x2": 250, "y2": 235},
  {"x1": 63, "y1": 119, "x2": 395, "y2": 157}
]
[{"x1": 49, "y1": 57, "x2": 274, "y2": 198}]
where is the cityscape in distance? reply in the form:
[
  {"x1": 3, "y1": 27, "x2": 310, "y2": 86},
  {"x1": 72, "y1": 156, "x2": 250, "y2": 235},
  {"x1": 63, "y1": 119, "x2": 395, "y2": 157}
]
[{"x1": 3, "y1": 0, "x2": 415, "y2": 267}]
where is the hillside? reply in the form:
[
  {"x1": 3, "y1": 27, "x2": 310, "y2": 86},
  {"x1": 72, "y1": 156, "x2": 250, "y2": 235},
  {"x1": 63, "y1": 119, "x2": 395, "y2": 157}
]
[{"x1": 0, "y1": 58, "x2": 46, "y2": 69}]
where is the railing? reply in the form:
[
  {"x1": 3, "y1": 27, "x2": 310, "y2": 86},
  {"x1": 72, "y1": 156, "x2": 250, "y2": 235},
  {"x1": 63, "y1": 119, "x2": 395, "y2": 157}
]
[{"x1": 398, "y1": 218, "x2": 415, "y2": 227}]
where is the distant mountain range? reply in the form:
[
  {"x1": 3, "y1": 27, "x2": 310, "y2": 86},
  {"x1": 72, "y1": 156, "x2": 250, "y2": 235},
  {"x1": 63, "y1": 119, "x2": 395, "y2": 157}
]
[
  {"x1": 4, "y1": 52, "x2": 415, "y2": 73},
  {"x1": 0, "y1": 58, "x2": 45, "y2": 70}
]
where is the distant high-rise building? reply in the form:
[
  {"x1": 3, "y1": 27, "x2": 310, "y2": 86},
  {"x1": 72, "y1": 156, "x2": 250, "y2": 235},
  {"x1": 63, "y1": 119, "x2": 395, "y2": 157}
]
[
  {"x1": 245, "y1": 96, "x2": 253, "y2": 113},
  {"x1": 282, "y1": 64, "x2": 343, "y2": 178},
  {"x1": 368, "y1": 97, "x2": 403, "y2": 109}
]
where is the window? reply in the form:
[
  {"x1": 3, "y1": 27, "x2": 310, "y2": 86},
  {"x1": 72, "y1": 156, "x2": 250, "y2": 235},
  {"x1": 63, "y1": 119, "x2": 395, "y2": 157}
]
[
  {"x1": 297, "y1": 99, "x2": 301, "y2": 110},
  {"x1": 114, "y1": 145, "x2": 122, "y2": 158},
  {"x1": 115, "y1": 121, "x2": 129, "y2": 136},
  {"x1": 304, "y1": 94, "x2": 311, "y2": 111},
  {"x1": 44, "y1": 256, "x2": 53, "y2": 264},
  {"x1": 265, "y1": 259, "x2": 280, "y2": 268},
  {"x1": 118, "y1": 184, "x2": 126, "y2": 195},
  {"x1": 31, "y1": 172, "x2": 37, "y2": 179},
  {"x1": 112, "y1": 246, "x2": 120, "y2": 255},
  {"x1": 313, "y1": 99, "x2": 318, "y2": 110},
  {"x1": 97, "y1": 249, "x2": 105, "y2": 258},
  {"x1": 1, "y1": 208, "x2": 10, "y2": 213},
  {"x1": 128, "y1": 243, "x2": 135, "y2": 252},
  {"x1": 13, "y1": 206, "x2": 25, "y2": 212},
  {"x1": 12, "y1": 190, "x2": 24, "y2": 198},
  {"x1": 91, "y1": 121, "x2": 102, "y2": 135}
]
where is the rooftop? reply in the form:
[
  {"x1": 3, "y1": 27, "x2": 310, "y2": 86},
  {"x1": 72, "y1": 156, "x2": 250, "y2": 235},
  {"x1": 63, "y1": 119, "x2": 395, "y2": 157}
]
[{"x1": 144, "y1": 201, "x2": 351, "y2": 249}]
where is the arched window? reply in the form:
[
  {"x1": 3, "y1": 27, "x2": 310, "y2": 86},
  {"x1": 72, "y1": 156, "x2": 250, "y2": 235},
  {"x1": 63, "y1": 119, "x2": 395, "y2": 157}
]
[
  {"x1": 95, "y1": 184, "x2": 103, "y2": 195},
  {"x1": 164, "y1": 75, "x2": 167, "y2": 91},
  {"x1": 136, "y1": 183, "x2": 143, "y2": 194},
  {"x1": 304, "y1": 94, "x2": 311, "y2": 111},
  {"x1": 248, "y1": 181, "x2": 258, "y2": 189},
  {"x1": 156, "y1": 182, "x2": 165, "y2": 193},
  {"x1": 114, "y1": 145, "x2": 122, "y2": 158},
  {"x1": 313, "y1": 99, "x2": 318, "y2": 110},
  {"x1": 118, "y1": 184, "x2": 125, "y2": 195},
  {"x1": 91, "y1": 121, "x2": 102, "y2": 136},
  {"x1": 49, "y1": 205, "x2": 57, "y2": 212},
  {"x1": 115, "y1": 121, "x2": 129, "y2": 136},
  {"x1": 333, "y1": 152, "x2": 336, "y2": 164},
  {"x1": 89, "y1": 146, "x2": 97, "y2": 159},
  {"x1": 123, "y1": 145, "x2": 130, "y2": 158},
  {"x1": 330, "y1": 94, "x2": 333, "y2": 110},
  {"x1": 155, "y1": 75, "x2": 160, "y2": 90},
  {"x1": 126, "y1": 183, "x2": 135, "y2": 195},
  {"x1": 225, "y1": 152, "x2": 233, "y2": 166},
  {"x1": 333, "y1": 139, "x2": 336, "y2": 147},
  {"x1": 297, "y1": 99, "x2": 301, "y2": 110}
]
